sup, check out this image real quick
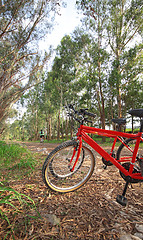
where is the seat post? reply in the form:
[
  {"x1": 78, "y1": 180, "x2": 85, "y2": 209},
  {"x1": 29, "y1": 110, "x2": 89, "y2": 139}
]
[
  {"x1": 139, "y1": 118, "x2": 143, "y2": 132},
  {"x1": 131, "y1": 115, "x2": 134, "y2": 133}
]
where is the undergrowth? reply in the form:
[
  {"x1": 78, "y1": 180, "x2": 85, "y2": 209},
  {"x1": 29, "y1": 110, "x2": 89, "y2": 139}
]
[{"x1": 0, "y1": 141, "x2": 39, "y2": 239}]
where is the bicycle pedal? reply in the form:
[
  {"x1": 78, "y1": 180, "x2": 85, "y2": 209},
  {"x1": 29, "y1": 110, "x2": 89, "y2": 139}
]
[
  {"x1": 103, "y1": 164, "x2": 107, "y2": 169},
  {"x1": 116, "y1": 195, "x2": 127, "y2": 207},
  {"x1": 66, "y1": 158, "x2": 70, "y2": 162}
]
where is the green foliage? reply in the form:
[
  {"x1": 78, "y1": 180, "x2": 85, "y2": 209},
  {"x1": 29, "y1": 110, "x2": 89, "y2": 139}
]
[{"x1": 0, "y1": 142, "x2": 39, "y2": 239}]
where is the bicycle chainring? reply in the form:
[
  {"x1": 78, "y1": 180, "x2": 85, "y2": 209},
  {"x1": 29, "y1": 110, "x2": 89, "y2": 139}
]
[
  {"x1": 102, "y1": 151, "x2": 115, "y2": 166},
  {"x1": 119, "y1": 162, "x2": 142, "y2": 183}
]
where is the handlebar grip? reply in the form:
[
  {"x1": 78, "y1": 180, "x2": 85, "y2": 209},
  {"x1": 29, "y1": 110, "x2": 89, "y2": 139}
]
[
  {"x1": 84, "y1": 110, "x2": 96, "y2": 118},
  {"x1": 85, "y1": 119, "x2": 93, "y2": 123}
]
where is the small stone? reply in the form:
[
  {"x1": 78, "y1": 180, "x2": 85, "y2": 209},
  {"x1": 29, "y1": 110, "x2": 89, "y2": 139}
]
[
  {"x1": 134, "y1": 232, "x2": 143, "y2": 239},
  {"x1": 119, "y1": 234, "x2": 132, "y2": 240},
  {"x1": 135, "y1": 224, "x2": 143, "y2": 233},
  {"x1": 43, "y1": 214, "x2": 60, "y2": 226}
]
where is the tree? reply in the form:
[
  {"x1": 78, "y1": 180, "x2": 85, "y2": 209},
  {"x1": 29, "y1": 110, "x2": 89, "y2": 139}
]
[
  {"x1": 76, "y1": 0, "x2": 143, "y2": 119},
  {"x1": 40, "y1": 72, "x2": 59, "y2": 140},
  {"x1": 76, "y1": 0, "x2": 109, "y2": 130},
  {"x1": 106, "y1": 0, "x2": 143, "y2": 117},
  {"x1": 0, "y1": 0, "x2": 64, "y2": 133}
]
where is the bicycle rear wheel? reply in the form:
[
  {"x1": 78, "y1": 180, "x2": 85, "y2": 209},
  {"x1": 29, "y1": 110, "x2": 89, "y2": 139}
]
[
  {"x1": 116, "y1": 138, "x2": 143, "y2": 182},
  {"x1": 116, "y1": 138, "x2": 143, "y2": 162},
  {"x1": 42, "y1": 140, "x2": 95, "y2": 193}
]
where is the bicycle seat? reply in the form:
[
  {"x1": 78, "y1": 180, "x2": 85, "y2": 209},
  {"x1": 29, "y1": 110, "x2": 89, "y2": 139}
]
[
  {"x1": 129, "y1": 109, "x2": 143, "y2": 118},
  {"x1": 112, "y1": 118, "x2": 126, "y2": 125}
]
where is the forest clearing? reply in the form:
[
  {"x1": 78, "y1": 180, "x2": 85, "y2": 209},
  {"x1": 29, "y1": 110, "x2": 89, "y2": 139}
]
[{"x1": 0, "y1": 0, "x2": 143, "y2": 239}]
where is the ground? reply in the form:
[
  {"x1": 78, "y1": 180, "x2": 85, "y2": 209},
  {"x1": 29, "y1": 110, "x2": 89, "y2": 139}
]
[{"x1": 0, "y1": 141, "x2": 143, "y2": 240}]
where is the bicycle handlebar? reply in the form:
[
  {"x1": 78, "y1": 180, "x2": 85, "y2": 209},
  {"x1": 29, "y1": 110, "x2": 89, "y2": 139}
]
[
  {"x1": 79, "y1": 109, "x2": 96, "y2": 118},
  {"x1": 65, "y1": 104, "x2": 96, "y2": 124}
]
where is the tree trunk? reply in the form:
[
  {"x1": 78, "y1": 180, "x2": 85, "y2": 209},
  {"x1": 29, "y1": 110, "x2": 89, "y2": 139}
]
[
  {"x1": 70, "y1": 117, "x2": 73, "y2": 139},
  {"x1": 65, "y1": 117, "x2": 68, "y2": 140},
  {"x1": 0, "y1": 128, "x2": 5, "y2": 135},
  {"x1": 57, "y1": 111, "x2": 60, "y2": 140},
  {"x1": 97, "y1": 3, "x2": 106, "y2": 142},
  {"x1": 118, "y1": 87, "x2": 122, "y2": 118},
  {"x1": 61, "y1": 113, "x2": 64, "y2": 140},
  {"x1": 35, "y1": 109, "x2": 39, "y2": 140},
  {"x1": 49, "y1": 116, "x2": 52, "y2": 140}
]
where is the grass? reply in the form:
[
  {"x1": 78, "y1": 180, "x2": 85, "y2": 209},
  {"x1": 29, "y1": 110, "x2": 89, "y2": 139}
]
[
  {"x1": 0, "y1": 182, "x2": 40, "y2": 239},
  {"x1": 0, "y1": 141, "x2": 39, "y2": 239},
  {"x1": 0, "y1": 141, "x2": 36, "y2": 171}
]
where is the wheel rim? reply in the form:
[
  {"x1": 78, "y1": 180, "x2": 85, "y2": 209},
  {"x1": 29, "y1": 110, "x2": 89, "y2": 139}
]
[{"x1": 44, "y1": 144, "x2": 95, "y2": 192}]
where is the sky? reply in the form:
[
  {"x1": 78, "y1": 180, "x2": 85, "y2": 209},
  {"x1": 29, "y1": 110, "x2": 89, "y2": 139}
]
[{"x1": 39, "y1": 0, "x2": 82, "y2": 50}]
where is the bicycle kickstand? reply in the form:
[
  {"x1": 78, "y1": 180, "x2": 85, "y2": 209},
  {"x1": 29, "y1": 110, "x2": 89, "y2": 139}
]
[{"x1": 116, "y1": 181, "x2": 129, "y2": 206}]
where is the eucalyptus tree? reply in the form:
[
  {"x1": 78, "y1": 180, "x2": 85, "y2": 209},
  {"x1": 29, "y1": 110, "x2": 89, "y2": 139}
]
[
  {"x1": 51, "y1": 28, "x2": 109, "y2": 132},
  {"x1": 38, "y1": 31, "x2": 93, "y2": 139},
  {"x1": 76, "y1": 0, "x2": 109, "y2": 129},
  {"x1": 21, "y1": 83, "x2": 46, "y2": 140},
  {"x1": 106, "y1": 0, "x2": 143, "y2": 117},
  {"x1": 117, "y1": 45, "x2": 143, "y2": 114},
  {"x1": 49, "y1": 37, "x2": 76, "y2": 139},
  {"x1": 39, "y1": 72, "x2": 60, "y2": 140},
  {"x1": 76, "y1": 0, "x2": 143, "y2": 120},
  {"x1": 0, "y1": 0, "x2": 65, "y2": 134}
]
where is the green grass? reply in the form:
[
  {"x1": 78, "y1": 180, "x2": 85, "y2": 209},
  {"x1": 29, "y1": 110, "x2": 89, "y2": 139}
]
[
  {"x1": 0, "y1": 141, "x2": 36, "y2": 170},
  {"x1": 0, "y1": 182, "x2": 40, "y2": 239},
  {"x1": 0, "y1": 141, "x2": 39, "y2": 239}
]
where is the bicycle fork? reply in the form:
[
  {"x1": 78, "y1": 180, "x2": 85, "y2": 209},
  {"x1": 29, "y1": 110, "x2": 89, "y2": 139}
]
[{"x1": 68, "y1": 138, "x2": 82, "y2": 172}]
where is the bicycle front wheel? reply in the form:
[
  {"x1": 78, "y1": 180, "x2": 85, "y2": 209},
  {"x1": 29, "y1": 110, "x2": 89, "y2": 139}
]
[{"x1": 42, "y1": 140, "x2": 95, "y2": 193}]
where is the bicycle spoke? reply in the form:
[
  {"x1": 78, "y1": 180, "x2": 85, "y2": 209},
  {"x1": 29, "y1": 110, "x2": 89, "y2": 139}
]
[{"x1": 42, "y1": 141, "x2": 95, "y2": 192}]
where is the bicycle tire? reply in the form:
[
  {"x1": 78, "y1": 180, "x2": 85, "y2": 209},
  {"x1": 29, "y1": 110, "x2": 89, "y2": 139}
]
[
  {"x1": 42, "y1": 140, "x2": 95, "y2": 193},
  {"x1": 116, "y1": 138, "x2": 143, "y2": 182}
]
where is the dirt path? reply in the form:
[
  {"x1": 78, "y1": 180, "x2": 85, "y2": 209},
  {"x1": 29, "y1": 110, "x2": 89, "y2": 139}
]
[
  {"x1": 23, "y1": 141, "x2": 143, "y2": 239},
  {"x1": 2, "y1": 141, "x2": 143, "y2": 239},
  {"x1": 20, "y1": 141, "x2": 59, "y2": 154}
]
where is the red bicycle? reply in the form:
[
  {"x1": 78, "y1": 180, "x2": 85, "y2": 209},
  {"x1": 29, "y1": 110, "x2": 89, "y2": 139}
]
[{"x1": 42, "y1": 105, "x2": 143, "y2": 206}]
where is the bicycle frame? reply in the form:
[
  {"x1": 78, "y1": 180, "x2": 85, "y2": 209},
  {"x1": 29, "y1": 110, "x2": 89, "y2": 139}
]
[{"x1": 71, "y1": 124, "x2": 143, "y2": 181}]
